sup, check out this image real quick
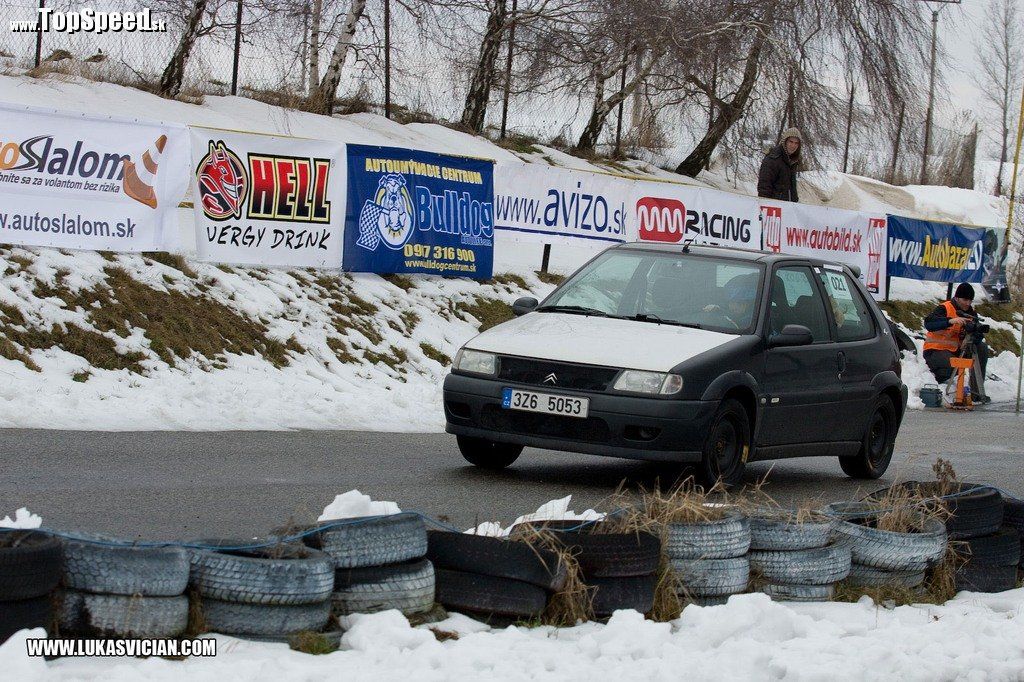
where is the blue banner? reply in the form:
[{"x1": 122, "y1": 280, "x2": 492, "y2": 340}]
[
  {"x1": 886, "y1": 215, "x2": 987, "y2": 283},
  {"x1": 343, "y1": 144, "x2": 494, "y2": 279}
]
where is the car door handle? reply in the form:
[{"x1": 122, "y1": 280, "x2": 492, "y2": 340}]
[{"x1": 837, "y1": 351, "x2": 847, "y2": 374}]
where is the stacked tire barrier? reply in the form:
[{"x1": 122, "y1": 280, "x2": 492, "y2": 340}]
[
  {"x1": 60, "y1": 535, "x2": 190, "y2": 638},
  {"x1": 748, "y1": 513, "x2": 850, "y2": 602},
  {"x1": 666, "y1": 512, "x2": 751, "y2": 605},
  {"x1": 1005, "y1": 497, "x2": 1024, "y2": 576},
  {"x1": 190, "y1": 541, "x2": 334, "y2": 640},
  {"x1": 0, "y1": 531, "x2": 62, "y2": 641}
]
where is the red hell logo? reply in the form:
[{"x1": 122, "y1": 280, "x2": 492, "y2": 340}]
[
  {"x1": 761, "y1": 205, "x2": 783, "y2": 253},
  {"x1": 636, "y1": 197, "x2": 686, "y2": 242},
  {"x1": 247, "y1": 153, "x2": 331, "y2": 224},
  {"x1": 197, "y1": 141, "x2": 247, "y2": 220}
]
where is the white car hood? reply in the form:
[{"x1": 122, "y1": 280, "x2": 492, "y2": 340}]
[{"x1": 466, "y1": 313, "x2": 736, "y2": 372}]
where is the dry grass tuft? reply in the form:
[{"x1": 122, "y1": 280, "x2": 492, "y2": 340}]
[
  {"x1": 509, "y1": 525, "x2": 593, "y2": 626},
  {"x1": 648, "y1": 555, "x2": 683, "y2": 622},
  {"x1": 183, "y1": 589, "x2": 207, "y2": 638},
  {"x1": 535, "y1": 271, "x2": 566, "y2": 286},
  {"x1": 633, "y1": 479, "x2": 732, "y2": 526},
  {"x1": 420, "y1": 342, "x2": 451, "y2": 366},
  {"x1": 289, "y1": 630, "x2": 339, "y2": 655},
  {"x1": 455, "y1": 296, "x2": 515, "y2": 331}
]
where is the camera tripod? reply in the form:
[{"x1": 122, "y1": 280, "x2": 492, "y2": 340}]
[{"x1": 945, "y1": 339, "x2": 987, "y2": 411}]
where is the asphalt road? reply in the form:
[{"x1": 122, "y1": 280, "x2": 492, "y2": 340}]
[{"x1": 1, "y1": 408, "x2": 1021, "y2": 541}]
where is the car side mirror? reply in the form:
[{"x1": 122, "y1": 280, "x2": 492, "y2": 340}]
[
  {"x1": 769, "y1": 324, "x2": 813, "y2": 348},
  {"x1": 512, "y1": 297, "x2": 539, "y2": 316}
]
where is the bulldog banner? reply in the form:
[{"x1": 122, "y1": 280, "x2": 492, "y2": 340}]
[
  {"x1": 629, "y1": 181, "x2": 762, "y2": 250},
  {"x1": 493, "y1": 164, "x2": 631, "y2": 245},
  {"x1": 343, "y1": 144, "x2": 494, "y2": 279},
  {"x1": 760, "y1": 201, "x2": 888, "y2": 300},
  {"x1": 189, "y1": 128, "x2": 346, "y2": 268},
  {"x1": 0, "y1": 103, "x2": 188, "y2": 252}
]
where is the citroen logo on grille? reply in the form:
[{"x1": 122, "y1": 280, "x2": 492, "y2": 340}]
[{"x1": 543, "y1": 373, "x2": 558, "y2": 385}]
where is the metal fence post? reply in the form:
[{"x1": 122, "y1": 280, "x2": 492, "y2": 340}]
[
  {"x1": 231, "y1": 0, "x2": 243, "y2": 96},
  {"x1": 34, "y1": 0, "x2": 45, "y2": 68},
  {"x1": 384, "y1": 0, "x2": 391, "y2": 119}
]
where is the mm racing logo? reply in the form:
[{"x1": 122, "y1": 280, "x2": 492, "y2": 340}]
[{"x1": 637, "y1": 196, "x2": 752, "y2": 244}]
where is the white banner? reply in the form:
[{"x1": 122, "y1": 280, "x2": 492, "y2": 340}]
[
  {"x1": 189, "y1": 128, "x2": 346, "y2": 268},
  {"x1": 760, "y1": 200, "x2": 888, "y2": 300},
  {"x1": 629, "y1": 181, "x2": 762, "y2": 250},
  {"x1": 493, "y1": 164, "x2": 631, "y2": 245},
  {"x1": 0, "y1": 103, "x2": 188, "y2": 252}
]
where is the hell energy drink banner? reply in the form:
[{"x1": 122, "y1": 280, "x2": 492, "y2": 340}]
[
  {"x1": 0, "y1": 103, "x2": 189, "y2": 252},
  {"x1": 886, "y1": 215, "x2": 988, "y2": 284},
  {"x1": 760, "y1": 201, "x2": 887, "y2": 300},
  {"x1": 343, "y1": 144, "x2": 494, "y2": 279},
  {"x1": 190, "y1": 128, "x2": 345, "y2": 268}
]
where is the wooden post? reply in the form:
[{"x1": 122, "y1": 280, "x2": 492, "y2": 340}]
[
  {"x1": 614, "y1": 55, "x2": 627, "y2": 157},
  {"x1": 842, "y1": 82, "x2": 855, "y2": 173},
  {"x1": 34, "y1": 0, "x2": 44, "y2": 68},
  {"x1": 541, "y1": 244, "x2": 551, "y2": 274},
  {"x1": 231, "y1": 0, "x2": 243, "y2": 96}
]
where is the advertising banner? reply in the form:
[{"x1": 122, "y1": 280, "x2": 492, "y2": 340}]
[
  {"x1": 0, "y1": 103, "x2": 188, "y2": 252},
  {"x1": 493, "y1": 164, "x2": 630, "y2": 245},
  {"x1": 343, "y1": 144, "x2": 494, "y2": 279},
  {"x1": 760, "y1": 201, "x2": 888, "y2": 300},
  {"x1": 189, "y1": 128, "x2": 345, "y2": 268},
  {"x1": 886, "y1": 215, "x2": 987, "y2": 284},
  {"x1": 981, "y1": 227, "x2": 1009, "y2": 295},
  {"x1": 629, "y1": 181, "x2": 762, "y2": 250}
]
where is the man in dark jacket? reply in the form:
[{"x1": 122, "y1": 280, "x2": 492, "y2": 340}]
[
  {"x1": 922, "y1": 282, "x2": 990, "y2": 403},
  {"x1": 758, "y1": 128, "x2": 802, "y2": 202}
]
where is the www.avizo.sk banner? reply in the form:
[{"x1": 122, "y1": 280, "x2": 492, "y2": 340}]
[
  {"x1": 629, "y1": 180, "x2": 762, "y2": 250},
  {"x1": 0, "y1": 103, "x2": 189, "y2": 252},
  {"x1": 189, "y1": 128, "x2": 345, "y2": 268},
  {"x1": 493, "y1": 164, "x2": 630, "y2": 245},
  {"x1": 343, "y1": 144, "x2": 494, "y2": 279},
  {"x1": 760, "y1": 201, "x2": 888, "y2": 300}
]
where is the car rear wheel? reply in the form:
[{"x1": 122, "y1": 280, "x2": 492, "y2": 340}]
[
  {"x1": 839, "y1": 396, "x2": 896, "y2": 479},
  {"x1": 697, "y1": 398, "x2": 750, "y2": 487},
  {"x1": 457, "y1": 435, "x2": 523, "y2": 470}
]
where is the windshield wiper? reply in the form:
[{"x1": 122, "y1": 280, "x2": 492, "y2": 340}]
[
  {"x1": 623, "y1": 313, "x2": 704, "y2": 330},
  {"x1": 535, "y1": 305, "x2": 609, "y2": 317}
]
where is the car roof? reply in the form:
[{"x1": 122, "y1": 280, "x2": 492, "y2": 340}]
[{"x1": 614, "y1": 241, "x2": 852, "y2": 271}]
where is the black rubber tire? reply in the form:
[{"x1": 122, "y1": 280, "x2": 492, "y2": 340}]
[
  {"x1": 748, "y1": 514, "x2": 833, "y2": 551},
  {"x1": 870, "y1": 482, "x2": 1004, "y2": 540},
  {"x1": 332, "y1": 559, "x2": 435, "y2": 616},
  {"x1": 63, "y1": 534, "x2": 190, "y2": 597},
  {"x1": 955, "y1": 562, "x2": 1018, "y2": 594},
  {"x1": 760, "y1": 582, "x2": 835, "y2": 602},
  {"x1": 189, "y1": 541, "x2": 334, "y2": 605},
  {"x1": 434, "y1": 568, "x2": 547, "y2": 619},
  {"x1": 426, "y1": 531, "x2": 566, "y2": 591},
  {"x1": 1005, "y1": 498, "x2": 1024, "y2": 565},
  {"x1": 457, "y1": 435, "x2": 523, "y2": 469},
  {"x1": 516, "y1": 522, "x2": 661, "y2": 579},
  {"x1": 202, "y1": 598, "x2": 331, "y2": 637},
  {"x1": 823, "y1": 502, "x2": 948, "y2": 571},
  {"x1": 0, "y1": 595, "x2": 52, "y2": 642},
  {"x1": 590, "y1": 574, "x2": 657, "y2": 617},
  {"x1": 961, "y1": 527, "x2": 1021, "y2": 567},
  {"x1": 79, "y1": 592, "x2": 188, "y2": 638},
  {"x1": 671, "y1": 557, "x2": 749, "y2": 597},
  {"x1": 313, "y1": 513, "x2": 428, "y2": 569},
  {"x1": 665, "y1": 512, "x2": 751, "y2": 560},
  {"x1": 0, "y1": 532, "x2": 62, "y2": 601},
  {"x1": 839, "y1": 396, "x2": 896, "y2": 479},
  {"x1": 749, "y1": 541, "x2": 852, "y2": 586},
  {"x1": 698, "y1": 398, "x2": 749, "y2": 487},
  {"x1": 847, "y1": 563, "x2": 926, "y2": 588}
]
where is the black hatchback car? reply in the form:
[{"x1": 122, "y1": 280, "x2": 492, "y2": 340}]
[{"x1": 443, "y1": 243, "x2": 908, "y2": 485}]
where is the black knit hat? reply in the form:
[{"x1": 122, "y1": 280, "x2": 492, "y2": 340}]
[{"x1": 954, "y1": 283, "x2": 975, "y2": 300}]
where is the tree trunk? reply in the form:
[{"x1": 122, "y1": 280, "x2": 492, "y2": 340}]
[
  {"x1": 310, "y1": 0, "x2": 367, "y2": 115},
  {"x1": 675, "y1": 33, "x2": 765, "y2": 177},
  {"x1": 460, "y1": 0, "x2": 509, "y2": 133},
  {"x1": 309, "y1": 0, "x2": 323, "y2": 96},
  {"x1": 159, "y1": 0, "x2": 208, "y2": 98},
  {"x1": 576, "y1": 48, "x2": 663, "y2": 153}
]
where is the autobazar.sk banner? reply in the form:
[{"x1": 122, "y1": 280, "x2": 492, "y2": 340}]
[
  {"x1": 0, "y1": 103, "x2": 189, "y2": 252},
  {"x1": 887, "y1": 214, "x2": 1006, "y2": 287},
  {"x1": 189, "y1": 128, "x2": 345, "y2": 268},
  {"x1": 343, "y1": 144, "x2": 494, "y2": 279}
]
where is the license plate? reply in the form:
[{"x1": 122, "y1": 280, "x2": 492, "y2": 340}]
[{"x1": 501, "y1": 388, "x2": 589, "y2": 418}]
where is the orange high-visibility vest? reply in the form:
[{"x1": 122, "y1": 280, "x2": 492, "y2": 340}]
[{"x1": 923, "y1": 300, "x2": 964, "y2": 352}]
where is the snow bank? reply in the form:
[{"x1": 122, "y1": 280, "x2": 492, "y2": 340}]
[
  {"x1": 467, "y1": 496, "x2": 604, "y2": 536},
  {"x1": 4, "y1": 591, "x2": 1023, "y2": 680},
  {"x1": 0, "y1": 508, "x2": 42, "y2": 529},
  {"x1": 318, "y1": 491, "x2": 401, "y2": 522}
]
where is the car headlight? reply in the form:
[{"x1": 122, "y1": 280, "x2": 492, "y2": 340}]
[
  {"x1": 454, "y1": 348, "x2": 498, "y2": 376},
  {"x1": 613, "y1": 370, "x2": 683, "y2": 395}
]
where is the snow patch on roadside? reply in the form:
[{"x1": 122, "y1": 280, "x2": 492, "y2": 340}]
[
  {"x1": 0, "y1": 508, "x2": 42, "y2": 529},
  {"x1": 467, "y1": 496, "x2": 605, "y2": 536},
  {"x1": 318, "y1": 491, "x2": 401, "y2": 521}
]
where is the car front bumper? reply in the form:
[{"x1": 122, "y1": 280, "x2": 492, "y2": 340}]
[{"x1": 443, "y1": 373, "x2": 717, "y2": 463}]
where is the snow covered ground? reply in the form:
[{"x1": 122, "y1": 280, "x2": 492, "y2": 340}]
[
  {"x1": 0, "y1": 72, "x2": 1018, "y2": 431},
  {"x1": 3, "y1": 592, "x2": 1023, "y2": 681}
]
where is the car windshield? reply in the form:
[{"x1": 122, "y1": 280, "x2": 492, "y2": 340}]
[{"x1": 539, "y1": 250, "x2": 764, "y2": 334}]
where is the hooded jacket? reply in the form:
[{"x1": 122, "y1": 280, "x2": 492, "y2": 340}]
[{"x1": 758, "y1": 127, "x2": 802, "y2": 202}]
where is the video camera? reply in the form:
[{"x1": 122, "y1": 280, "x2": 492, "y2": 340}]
[{"x1": 963, "y1": 319, "x2": 990, "y2": 344}]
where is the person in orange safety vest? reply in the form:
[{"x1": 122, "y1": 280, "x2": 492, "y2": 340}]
[{"x1": 922, "y1": 283, "x2": 990, "y2": 403}]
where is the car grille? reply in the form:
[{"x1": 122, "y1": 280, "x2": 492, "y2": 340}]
[
  {"x1": 497, "y1": 357, "x2": 619, "y2": 391},
  {"x1": 480, "y1": 405, "x2": 610, "y2": 443}
]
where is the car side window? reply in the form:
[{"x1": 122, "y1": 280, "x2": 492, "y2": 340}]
[
  {"x1": 768, "y1": 266, "x2": 831, "y2": 343},
  {"x1": 818, "y1": 270, "x2": 876, "y2": 342}
]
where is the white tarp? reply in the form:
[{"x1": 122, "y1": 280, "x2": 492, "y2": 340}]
[
  {"x1": 189, "y1": 128, "x2": 346, "y2": 268},
  {"x1": 629, "y1": 181, "x2": 762, "y2": 250},
  {"x1": 0, "y1": 103, "x2": 188, "y2": 252},
  {"x1": 760, "y1": 200, "x2": 888, "y2": 300},
  {"x1": 493, "y1": 164, "x2": 631, "y2": 245}
]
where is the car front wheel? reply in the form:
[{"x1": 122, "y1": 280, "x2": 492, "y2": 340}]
[
  {"x1": 697, "y1": 398, "x2": 750, "y2": 487},
  {"x1": 456, "y1": 435, "x2": 523, "y2": 470},
  {"x1": 839, "y1": 396, "x2": 896, "y2": 479}
]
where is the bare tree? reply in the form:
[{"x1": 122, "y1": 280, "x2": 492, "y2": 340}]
[
  {"x1": 461, "y1": 0, "x2": 509, "y2": 131},
  {"x1": 310, "y1": 0, "x2": 368, "y2": 114},
  {"x1": 159, "y1": 0, "x2": 211, "y2": 97},
  {"x1": 979, "y1": 0, "x2": 1024, "y2": 196}
]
